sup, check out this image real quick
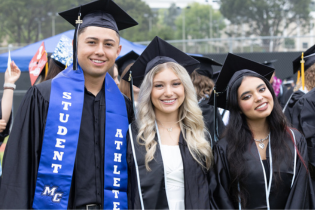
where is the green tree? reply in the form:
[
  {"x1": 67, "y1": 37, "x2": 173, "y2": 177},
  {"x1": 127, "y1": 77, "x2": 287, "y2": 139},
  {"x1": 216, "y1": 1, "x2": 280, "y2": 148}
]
[
  {"x1": 164, "y1": 3, "x2": 181, "y2": 30},
  {"x1": 114, "y1": 0, "x2": 156, "y2": 42},
  {"x1": 220, "y1": 0, "x2": 312, "y2": 49},
  {"x1": 0, "y1": 0, "x2": 91, "y2": 44},
  {"x1": 175, "y1": 3, "x2": 225, "y2": 40}
]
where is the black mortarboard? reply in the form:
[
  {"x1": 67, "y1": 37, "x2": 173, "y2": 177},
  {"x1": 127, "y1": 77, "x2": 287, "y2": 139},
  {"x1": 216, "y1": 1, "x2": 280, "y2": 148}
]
[
  {"x1": 116, "y1": 51, "x2": 140, "y2": 76},
  {"x1": 59, "y1": 0, "x2": 138, "y2": 70},
  {"x1": 209, "y1": 53, "x2": 275, "y2": 110},
  {"x1": 212, "y1": 71, "x2": 220, "y2": 83},
  {"x1": 292, "y1": 44, "x2": 315, "y2": 74},
  {"x1": 208, "y1": 53, "x2": 274, "y2": 142},
  {"x1": 122, "y1": 36, "x2": 200, "y2": 88},
  {"x1": 261, "y1": 59, "x2": 277, "y2": 69},
  {"x1": 191, "y1": 55, "x2": 222, "y2": 79}
]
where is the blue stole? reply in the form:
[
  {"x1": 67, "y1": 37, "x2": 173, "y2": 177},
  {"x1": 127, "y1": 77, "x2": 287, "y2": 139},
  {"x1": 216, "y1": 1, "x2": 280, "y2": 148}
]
[{"x1": 32, "y1": 65, "x2": 129, "y2": 209}]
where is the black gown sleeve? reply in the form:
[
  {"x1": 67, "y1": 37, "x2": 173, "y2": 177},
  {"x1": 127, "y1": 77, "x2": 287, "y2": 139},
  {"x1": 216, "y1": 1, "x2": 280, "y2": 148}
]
[
  {"x1": 0, "y1": 100, "x2": 12, "y2": 142},
  {"x1": 285, "y1": 130, "x2": 315, "y2": 209},
  {"x1": 208, "y1": 142, "x2": 235, "y2": 209},
  {"x1": 297, "y1": 96, "x2": 315, "y2": 171},
  {"x1": 0, "y1": 85, "x2": 49, "y2": 209},
  {"x1": 199, "y1": 100, "x2": 225, "y2": 141},
  {"x1": 123, "y1": 95, "x2": 134, "y2": 124},
  {"x1": 291, "y1": 91, "x2": 315, "y2": 180}
]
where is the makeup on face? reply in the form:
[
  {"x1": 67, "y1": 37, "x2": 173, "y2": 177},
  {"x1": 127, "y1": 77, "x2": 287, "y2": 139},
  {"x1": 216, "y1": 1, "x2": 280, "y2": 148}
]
[
  {"x1": 238, "y1": 77, "x2": 274, "y2": 120},
  {"x1": 151, "y1": 68, "x2": 185, "y2": 115}
]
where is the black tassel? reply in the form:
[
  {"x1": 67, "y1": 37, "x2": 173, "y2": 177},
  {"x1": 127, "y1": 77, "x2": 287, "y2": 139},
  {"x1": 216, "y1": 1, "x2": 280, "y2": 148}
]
[
  {"x1": 129, "y1": 71, "x2": 136, "y2": 119},
  {"x1": 73, "y1": 7, "x2": 82, "y2": 70},
  {"x1": 73, "y1": 24, "x2": 78, "y2": 70},
  {"x1": 213, "y1": 88, "x2": 218, "y2": 142}
]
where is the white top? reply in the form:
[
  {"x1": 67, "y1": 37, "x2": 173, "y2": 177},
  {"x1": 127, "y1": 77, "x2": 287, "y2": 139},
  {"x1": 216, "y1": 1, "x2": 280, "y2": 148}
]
[
  {"x1": 160, "y1": 145, "x2": 185, "y2": 210},
  {"x1": 299, "y1": 86, "x2": 308, "y2": 94}
]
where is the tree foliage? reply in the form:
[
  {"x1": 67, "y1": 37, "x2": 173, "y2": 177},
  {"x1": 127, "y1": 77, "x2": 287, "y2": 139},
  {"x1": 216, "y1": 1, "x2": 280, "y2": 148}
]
[
  {"x1": 220, "y1": 0, "x2": 312, "y2": 37},
  {"x1": 0, "y1": 0, "x2": 91, "y2": 44},
  {"x1": 114, "y1": 0, "x2": 156, "y2": 42},
  {"x1": 175, "y1": 3, "x2": 225, "y2": 40},
  {"x1": 0, "y1": 0, "x2": 229, "y2": 45}
]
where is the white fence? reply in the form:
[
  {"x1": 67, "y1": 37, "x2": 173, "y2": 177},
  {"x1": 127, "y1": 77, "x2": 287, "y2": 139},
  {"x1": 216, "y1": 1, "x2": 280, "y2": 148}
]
[{"x1": 135, "y1": 35, "x2": 315, "y2": 54}]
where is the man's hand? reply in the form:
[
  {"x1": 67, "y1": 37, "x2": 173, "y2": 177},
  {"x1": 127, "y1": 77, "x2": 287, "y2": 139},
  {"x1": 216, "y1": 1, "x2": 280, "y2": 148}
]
[
  {"x1": 0, "y1": 119, "x2": 7, "y2": 133},
  {"x1": 5, "y1": 61, "x2": 21, "y2": 84}
]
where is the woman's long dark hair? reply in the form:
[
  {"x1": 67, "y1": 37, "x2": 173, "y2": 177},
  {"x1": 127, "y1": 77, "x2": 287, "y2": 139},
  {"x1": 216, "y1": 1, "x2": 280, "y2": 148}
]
[
  {"x1": 223, "y1": 73, "x2": 291, "y2": 207},
  {"x1": 44, "y1": 59, "x2": 64, "y2": 81}
]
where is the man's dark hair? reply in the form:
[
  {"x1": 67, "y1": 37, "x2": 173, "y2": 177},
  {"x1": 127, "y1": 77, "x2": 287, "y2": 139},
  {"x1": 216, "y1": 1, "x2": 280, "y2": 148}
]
[{"x1": 78, "y1": 27, "x2": 120, "y2": 43}]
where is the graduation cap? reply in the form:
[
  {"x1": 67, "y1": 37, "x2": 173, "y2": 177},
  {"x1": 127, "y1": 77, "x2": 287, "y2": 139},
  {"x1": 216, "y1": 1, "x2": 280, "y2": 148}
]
[
  {"x1": 292, "y1": 44, "x2": 315, "y2": 90},
  {"x1": 208, "y1": 53, "x2": 274, "y2": 141},
  {"x1": 261, "y1": 59, "x2": 277, "y2": 69},
  {"x1": 122, "y1": 36, "x2": 200, "y2": 88},
  {"x1": 209, "y1": 53, "x2": 274, "y2": 110},
  {"x1": 29, "y1": 42, "x2": 48, "y2": 86},
  {"x1": 59, "y1": 0, "x2": 138, "y2": 70},
  {"x1": 115, "y1": 50, "x2": 140, "y2": 77},
  {"x1": 50, "y1": 35, "x2": 73, "y2": 69},
  {"x1": 212, "y1": 71, "x2": 220, "y2": 83},
  {"x1": 191, "y1": 55, "x2": 222, "y2": 79},
  {"x1": 121, "y1": 36, "x2": 199, "y2": 119}
]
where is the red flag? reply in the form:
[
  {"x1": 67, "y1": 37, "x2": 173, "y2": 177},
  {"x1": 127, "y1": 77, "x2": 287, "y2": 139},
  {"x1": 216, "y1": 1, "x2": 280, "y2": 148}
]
[{"x1": 29, "y1": 42, "x2": 48, "y2": 86}]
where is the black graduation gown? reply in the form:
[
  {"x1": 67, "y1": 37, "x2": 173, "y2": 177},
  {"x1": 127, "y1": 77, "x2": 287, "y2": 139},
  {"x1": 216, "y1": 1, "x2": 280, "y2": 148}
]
[
  {"x1": 278, "y1": 85, "x2": 293, "y2": 108},
  {"x1": 0, "y1": 79, "x2": 133, "y2": 209},
  {"x1": 210, "y1": 129, "x2": 315, "y2": 209},
  {"x1": 0, "y1": 100, "x2": 12, "y2": 143},
  {"x1": 127, "y1": 122, "x2": 217, "y2": 209},
  {"x1": 284, "y1": 90, "x2": 305, "y2": 125},
  {"x1": 198, "y1": 99, "x2": 225, "y2": 141},
  {"x1": 291, "y1": 88, "x2": 315, "y2": 182}
]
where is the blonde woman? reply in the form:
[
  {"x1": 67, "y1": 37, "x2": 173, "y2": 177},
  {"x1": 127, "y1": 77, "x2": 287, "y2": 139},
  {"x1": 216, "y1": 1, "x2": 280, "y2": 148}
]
[{"x1": 125, "y1": 37, "x2": 217, "y2": 210}]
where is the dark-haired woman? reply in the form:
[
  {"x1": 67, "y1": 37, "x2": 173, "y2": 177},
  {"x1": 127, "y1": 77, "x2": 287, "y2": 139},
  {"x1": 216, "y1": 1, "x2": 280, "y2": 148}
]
[
  {"x1": 43, "y1": 58, "x2": 65, "y2": 81},
  {"x1": 210, "y1": 55, "x2": 315, "y2": 209}
]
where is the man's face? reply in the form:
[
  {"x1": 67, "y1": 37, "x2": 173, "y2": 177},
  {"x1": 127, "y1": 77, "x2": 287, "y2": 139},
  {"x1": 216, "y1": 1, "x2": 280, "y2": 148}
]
[{"x1": 77, "y1": 26, "x2": 121, "y2": 78}]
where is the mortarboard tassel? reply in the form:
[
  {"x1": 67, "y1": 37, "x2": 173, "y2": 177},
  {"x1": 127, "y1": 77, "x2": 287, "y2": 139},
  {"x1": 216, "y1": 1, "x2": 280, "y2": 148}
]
[
  {"x1": 301, "y1": 53, "x2": 305, "y2": 90},
  {"x1": 213, "y1": 88, "x2": 219, "y2": 143},
  {"x1": 45, "y1": 51, "x2": 48, "y2": 77},
  {"x1": 297, "y1": 70, "x2": 300, "y2": 84},
  {"x1": 128, "y1": 71, "x2": 136, "y2": 119},
  {"x1": 73, "y1": 8, "x2": 82, "y2": 70}
]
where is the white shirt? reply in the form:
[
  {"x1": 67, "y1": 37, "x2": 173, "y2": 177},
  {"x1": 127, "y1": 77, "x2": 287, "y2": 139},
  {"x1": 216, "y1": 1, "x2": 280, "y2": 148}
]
[
  {"x1": 219, "y1": 108, "x2": 230, "y2": 125},
  {"x1": 160, "y1": 145, "x2": 185, "y2": 210},
  {"x1": 299, "y1": 86, "x2": 308, "y2": 94}
]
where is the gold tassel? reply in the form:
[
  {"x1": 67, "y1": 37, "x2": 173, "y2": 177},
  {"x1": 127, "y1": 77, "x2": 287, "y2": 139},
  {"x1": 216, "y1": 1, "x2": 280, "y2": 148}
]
[
  {"x1": 45, "y1": 51, "x2": 49, "y2": 77},
  {"x1": 297, "y1": 70, "x2": 300, "y2": 84},
  {"x1": 301, "y1": 53, "x2": 305, "y2": 90}
]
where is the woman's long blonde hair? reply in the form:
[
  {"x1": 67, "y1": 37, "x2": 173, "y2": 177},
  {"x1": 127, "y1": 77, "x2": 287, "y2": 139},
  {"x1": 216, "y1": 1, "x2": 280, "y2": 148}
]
[{"x1": 136, "y1": 62, "x2": 213, "y2": 171}]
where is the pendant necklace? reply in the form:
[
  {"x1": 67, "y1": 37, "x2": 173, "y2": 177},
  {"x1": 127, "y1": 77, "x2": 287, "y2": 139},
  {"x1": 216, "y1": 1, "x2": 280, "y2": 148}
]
[
  {"x1": 254, "y1": 133, "x2": 270, "y2": 149},
  {"x1": 157, "y1": 122, "x2": 177, "y2": 132}
]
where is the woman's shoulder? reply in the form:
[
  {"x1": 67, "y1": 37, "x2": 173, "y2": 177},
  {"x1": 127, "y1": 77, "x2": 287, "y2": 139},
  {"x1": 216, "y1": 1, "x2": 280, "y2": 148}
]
[
  {"x1": 128, "y1": 121, "x2": 139, "y2": 135},
  {"x1": 286, "y1": 127, "x2": 305, "y2": 145},
  {"x1": 214, "y1": 136, "x2": 229, "y2": 151}
]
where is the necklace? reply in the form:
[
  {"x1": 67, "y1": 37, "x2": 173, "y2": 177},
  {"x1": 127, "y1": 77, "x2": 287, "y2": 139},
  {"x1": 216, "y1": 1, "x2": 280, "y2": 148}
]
[
  {"x1": 254, "y1": 133, "x2": 270, "y2": 149},
  {"x1": 157, "y1": 122, "x2": 178, "y2": 132}
]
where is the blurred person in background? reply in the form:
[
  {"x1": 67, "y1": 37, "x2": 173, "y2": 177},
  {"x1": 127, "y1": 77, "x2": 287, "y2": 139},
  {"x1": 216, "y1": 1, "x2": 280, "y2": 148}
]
[{"x1": 190, "y1": 55, "x2": 225, "y2": 142}]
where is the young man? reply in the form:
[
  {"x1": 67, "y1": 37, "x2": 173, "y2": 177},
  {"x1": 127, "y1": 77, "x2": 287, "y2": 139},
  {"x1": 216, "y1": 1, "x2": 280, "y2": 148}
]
[{"x1": 0, "y1": 1, "x2": 137, "y2": 209}]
